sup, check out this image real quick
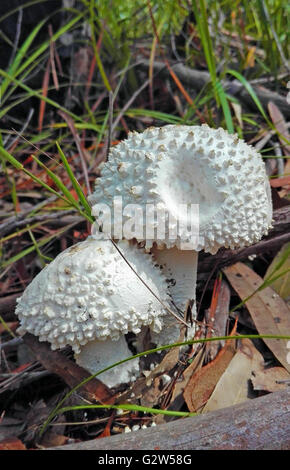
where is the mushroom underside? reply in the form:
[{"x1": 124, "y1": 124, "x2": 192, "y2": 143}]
[{"x1": 74, "y1": 335, "x2": 140, "y2": 388}]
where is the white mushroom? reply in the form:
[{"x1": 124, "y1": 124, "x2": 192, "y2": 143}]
[
  {"x1": 89, "y1": 124, "x2": 273, "y2": 336},
  {"x1": 15, "y1": 237, "x2": 170, "y2": 388}
]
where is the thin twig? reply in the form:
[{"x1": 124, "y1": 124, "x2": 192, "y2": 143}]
[
  {"x1": 7, "y1": 7, "x2": 23, "y2": 69},
  {"x1": 138, "y1": 60, "x2": 290, "y2": 118},
  {"x1": 58, "y1": 110, "x2": 91, "y2": 195},
  {"x1": 4, "y1": 108, "x2": 34, "y2": 149},
  {"x1": 270, "y1": 139, "x2": 284, "y2": 176},
  {"x1": 260, "y1": 0, "x2": 290, "y2": 72},
  {"x1": 111, "y1": 77, "x2": 151, "y2": 133},
  {"x1": 0, "y1": 210, "x2": 76, "y2": 238},
  {"x1": 105, "y1": 91, "x2": 114, "y2": 159}
]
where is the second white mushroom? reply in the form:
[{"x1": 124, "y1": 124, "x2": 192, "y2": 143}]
[{"x1": 15, "y1": 237, "x2": 171, "y2": 388}]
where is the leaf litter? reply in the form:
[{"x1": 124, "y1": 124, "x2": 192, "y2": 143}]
[{"x1": 0, "y1": 1, "x2": 290, "y2": 449}]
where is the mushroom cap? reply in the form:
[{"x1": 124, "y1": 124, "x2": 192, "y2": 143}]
[
  {"x1": 89, "y1": 124, "x2": 272, "y2": 254},
  {"x1": 16, "y1": 238, "x2": 169, "y2": 353}
]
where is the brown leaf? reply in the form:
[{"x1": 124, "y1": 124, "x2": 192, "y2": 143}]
[
  {"x1": 223, "y1": 262, "x2": 290, "y2": 372},
  {"x1": 0, "y1": 437, "x2": 26, "y2": 450},
  {"x1": 183, "y1": 334, "x2": 237, "y2": 412},
  {"x1": 202, "y1": 339, "x2": 264, "y2": 413},
  {"x1": 279, "y1": 159, "x2": 290, "y2": 198},
  {"x1": 39, "y1": 432, "x2": 69, "y2": 448},
  {"x1": 167, "y1": 347, "x2": 205, "y2": 411},
  {"x1": 205, "y1": 279, "x2": 231, "y2": 361},
  {"x1": 264, "y1": 242, "x2": 290, "y2": 300},
  {"x1": 268, "y1": 101, "x2": 290, "y2": 155},
  {"x1": 23, "y1": 333, "x2": 115, "y2": 404},
  {"x1": 270, "y1": 176, "x2": 290, "y2": 188},
  {"x1": 251, "y1": 366, "x2": 290, "y2": 392}
]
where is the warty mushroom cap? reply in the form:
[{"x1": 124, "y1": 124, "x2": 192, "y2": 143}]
[
  {"x1": 16, "y1": 237, "x2": 170, "y2": 354},
  {"x1": 89, "y1": 124, "x2": 272, "y2": 254},
  {"x1": 89, "y1": 124, "x2": 272, "y2": 318}
]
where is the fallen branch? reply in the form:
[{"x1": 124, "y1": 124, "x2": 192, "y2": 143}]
[
  {"x1": 198, "y1": 206, "x2": 290, "y2": 273},
  {"x1": 139, "y1": 60, "x2": 290, "y2": 118},
  {"x1": 52, "y1": 388, "x2": 290, "y2": 450}
]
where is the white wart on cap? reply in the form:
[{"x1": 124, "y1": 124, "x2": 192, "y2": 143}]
[
  {"x1": 16, "y1": 238, "x2": 170, "y2": 388},
  {"x1": 89, "y1": 124, "x2": 272, "y2": 317}
]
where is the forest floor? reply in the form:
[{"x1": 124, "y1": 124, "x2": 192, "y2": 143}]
[{"x1": 0, "y1": 0, "x2": 289, "y2": 450}]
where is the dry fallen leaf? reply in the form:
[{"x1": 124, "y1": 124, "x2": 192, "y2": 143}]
[
  {"x1": 202, "y1": 338, "x2": 264, "y2": 413},
  {"x1": 168, "y1": 347, "x2": 205, "y2": 412},
  {"x1": 251, "y1": 366, "x2": 290, "y2": 392},
  {"x1": 23, "y1": 333, "x2": 115, "y2": 404},
  {"x1": 0, "y1": 437, "x2": 26, "y2": 450},
  {"x1": 264, "y1": 242, "x2": 290, "y2": 301},
  {"x1": 183, "y1": 334, "x2": 237, "y2": 412},
  {"x1": 39, "y1": 432, "x2": 69, "y2": 448},
  {"x1": 268, "y1": 101, "x2": 290, "y2": 155},
  {"x1": 205, "y1": 279, "x2": 231, "y2": 362},
  {"x1": 223, "y1": 262, "x2": 290, "y2": 372}
]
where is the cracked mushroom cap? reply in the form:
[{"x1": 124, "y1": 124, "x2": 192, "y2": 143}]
[
  {"x1": 16, "y1": 238, "x2": 169, "y2": 353},
  {"x1": 89, "y1": 124, "x2": 272, "y2": 254}
]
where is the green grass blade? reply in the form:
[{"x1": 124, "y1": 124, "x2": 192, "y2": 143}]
[
  {"x1": 89, "y1": 0, "x2": 112, "y2": 92},
  {"x1": 0, "y1": 19, "x2": 46, "y2": 97},
  {"x1": 40, "y1": 333, "x2": 290, "y2": 435},
  {"x1": 0, "y1": 315, "x2": 16, "y2": 338},
  {"x1": 192, "y1": 0, "x2": 217, "y2": 102},
  {"x1": 0, "y1": 69, "x2": 84, "y2": 123},
  {"x1": 56, "y1": 141, "x2": 93, "y2": 219},
  {"x1": 214, "y1": 81, "x2": 234, "y2": 133},
  {"x1": 225, "y1": 69, "x2": 271, "y2": 125},
  {"x1": 1, "y1": 227, "x2": 68, "y2": 269},
  {"x1": 28, "y1": 228, "x2": 53, "y2": 265},
  {"x1": 29, "y1": 154, "x2": 82, "y2": 211},
  {"x1": 1, "y1": 13, "x2": 83, "y2": 95},
  {"x1": 0, "y1": 144, "x2": 73, "y2": 206},
  {"x1": 57, "y1": 403, "x2": 196, "y2": 418}
]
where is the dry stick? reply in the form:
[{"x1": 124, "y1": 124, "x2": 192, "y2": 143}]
[
  {"x1": 138, "y1": 60, "x2": 290, "y2": 118},
  {"x1": 48, "y1": 24, "x2": 59, "y2": 91},
  {"x1": 105, "y1": 91, "x2": 114, "y2": 160},
  {"x1": 58, "y1": 111, "x2": 91, "y2": 195},
  {"x1": 146, "y1": 0, "x2": 205, "y2": 123},
  {"x1": 254, "y1": 122, "x2": 290, "y2": 152},
  {"x1": 260, "y1": 0, "x2": 290, "y2": 72},
  {"x1": 4, "y1": 108, "x2": 34, "y2": 149},
  {"x1": 0, "y1": 210, "x2": 76, "y2": 238},
  {"x1": 7, "y1": 7, "x2": 23, "y2": 69},
  {"x1": 271, "y1": 139, "x2": 284, "y2": 176},
  {"x1": 55, "y1": 388, "x2": 290, "y2": 450},
  {"x1": 199, "y1": 232, "x2": 290, "y2": 274},
  {"x1": 111, "y1": 77, "x2": 151, "y2": 133},
  {"x1": 0, "y1": 195, "x2": 58, "y2": 237}
]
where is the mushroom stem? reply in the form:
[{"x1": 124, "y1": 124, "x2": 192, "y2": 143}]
[
  {"x1": 74, "y1": 335, "x2": 140, "y2": 388},
  {"x1": 151, "y1": 246, "x2": 198, "y2": 319}
]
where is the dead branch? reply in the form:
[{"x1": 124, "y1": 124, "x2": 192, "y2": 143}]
[
  {"x1": 139, "y1": 60, "x2": 290, "y2": 118},
  {"x1": 198, "y1": 206, "x2": 290, "y2": 273},
  {"x1": 52, "y1": 388, "x2": 290, "y2": 450}
]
